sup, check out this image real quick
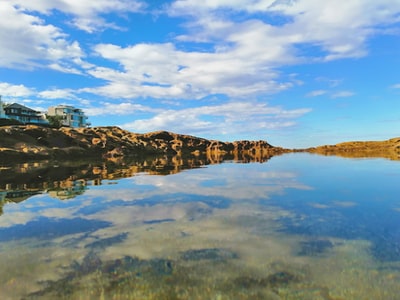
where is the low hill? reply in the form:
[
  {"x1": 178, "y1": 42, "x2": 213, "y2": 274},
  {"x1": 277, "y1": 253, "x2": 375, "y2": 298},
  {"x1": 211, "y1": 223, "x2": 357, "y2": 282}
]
[
  {"x1": 305, "y1": 138, "x2": 400, "y2": 160},
  {"x1": 0, "y1": 125, "x2": 288, "y2": 161},
  {"x1": 1, "y1": 125, "x2": 399, "y2": 162}
]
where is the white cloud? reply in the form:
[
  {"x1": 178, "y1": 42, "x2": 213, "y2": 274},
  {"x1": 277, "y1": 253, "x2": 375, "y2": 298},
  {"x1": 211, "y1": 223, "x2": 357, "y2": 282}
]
[
  {"x1": 331, "y1": 91, "x2": 355, "y2": 99},
  {"x1": 82, "y1": 0, "x2": 400, "y2": 100},
  {"x1": 169, "y1": 0, "x2": 400, "y2": 60},
  {"x1": 0, "y1": 2, "x2": 84, "y2": 70},
  {"x1": 306, "y1": 88, "x2": 356, "y2": 99},
  {"x1": 48, "y1": 63, "x2": 82, "y2": 75},
  {"x1": 316, "y1": 77, "x2": 343, "y2": 88},
  {"x1": 120, "y1": 101, "x2": 311, "y2": 136},
  {"x1": 88, "y1": 37, "x2": 297, "y2": 99},
  {"x1": 169, "y1": 0, "x2": 277, "y2": 15},
  {"x1": 0, "y1": 82, "x2": 35, "y2": 98},
  {"x1": 5, "y1": 0, "x2": 146, "y2": 33},
  {"x1": 85, "y1": 102, "x2": 156, "y2": 116},
  {"x1": 306, "y1": 90, "x2": 327, "y2": 97},
  {"x1": 0, "y1": 0, "x2": 145, "y2": 70},
  {"x1": 39, "y1": 89, "x2": 76, "y2": 99},
  {"x1": 391, "y1": 83, "x2": 400, "y2": 89},
  {"x1": 2, "y1": 0, "x2": 399, "y2": 101},
  {"x1": 1, "y1": 0, "x2": 399, "y2": 142}
]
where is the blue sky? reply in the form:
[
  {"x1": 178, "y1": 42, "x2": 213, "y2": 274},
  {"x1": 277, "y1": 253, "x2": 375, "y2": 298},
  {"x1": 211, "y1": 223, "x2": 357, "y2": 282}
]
[{"x1": 1, "y1": 0, "x2": 400, "y2": 148}]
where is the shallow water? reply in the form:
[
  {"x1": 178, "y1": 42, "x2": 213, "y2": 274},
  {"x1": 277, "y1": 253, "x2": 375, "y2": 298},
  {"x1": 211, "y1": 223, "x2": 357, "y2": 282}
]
[{"x1": 0, "y1": 153, "x2": 400, "y2": 299}]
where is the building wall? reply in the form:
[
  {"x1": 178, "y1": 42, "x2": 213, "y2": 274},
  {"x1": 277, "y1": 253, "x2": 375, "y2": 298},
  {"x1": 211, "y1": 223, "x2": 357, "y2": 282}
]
[{"x1": 47, "y1": 105, "x2": 89, "y2": 128}]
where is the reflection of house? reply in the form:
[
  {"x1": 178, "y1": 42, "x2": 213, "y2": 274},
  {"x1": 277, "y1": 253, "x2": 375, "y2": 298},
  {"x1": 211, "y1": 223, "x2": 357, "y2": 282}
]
[
  {"x1": 0, "y1": 189, "x2": 41, "y2": 202},
  {"x1": 47, "y1": 105, "x2": 89, "y2": 128},
  {"x1": 0, "y1": 191, "x2": 6, "y2": 201},
  {"x1": 3, "y1": 103, "x2": 49, "y2": 125},
  {"x1": 48, "y1": 180, "x2": 87, "y2": 200},
  {"x1": 0, "y1": 189, "x2": 42, "y2": 216}
]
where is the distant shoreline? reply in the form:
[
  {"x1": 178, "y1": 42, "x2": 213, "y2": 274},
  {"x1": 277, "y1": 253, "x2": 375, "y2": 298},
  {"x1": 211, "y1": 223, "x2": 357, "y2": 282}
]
[{"x1": 0, "y1": 125, "x2": 399, "y2": 161}]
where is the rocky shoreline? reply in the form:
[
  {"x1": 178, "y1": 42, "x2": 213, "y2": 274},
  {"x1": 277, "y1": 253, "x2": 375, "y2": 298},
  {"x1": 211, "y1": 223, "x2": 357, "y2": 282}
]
[
  {"x1": 0, "y1": 125, "x2": 399, "y2": 161},
  {"x1": 304, "y1": 138, "x2": 400, "y2": 160},
  {"x1": 0, "y1": 125, "x2": 288, "y2": 162}
]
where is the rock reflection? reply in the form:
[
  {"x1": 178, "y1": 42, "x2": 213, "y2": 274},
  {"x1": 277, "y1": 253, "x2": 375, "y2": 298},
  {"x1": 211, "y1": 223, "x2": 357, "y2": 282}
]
[{"x1": 0, "y1": 153, "x2": 275, "y2": 210}]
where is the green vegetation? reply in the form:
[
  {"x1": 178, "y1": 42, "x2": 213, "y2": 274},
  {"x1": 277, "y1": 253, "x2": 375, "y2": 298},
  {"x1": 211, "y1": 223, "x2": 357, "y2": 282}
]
[
  {"x1": 0, "y1": 118, "x2": 23, "y2": 126},
  {"x1": 45, "y1": 115, "x2": 63, "y2": 128}
]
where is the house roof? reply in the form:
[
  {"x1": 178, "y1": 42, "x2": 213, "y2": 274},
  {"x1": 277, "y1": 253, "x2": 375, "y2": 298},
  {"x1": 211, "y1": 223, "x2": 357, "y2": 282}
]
[{"x1": 4, "y1": 103, "x2": 39, "y2": 113}]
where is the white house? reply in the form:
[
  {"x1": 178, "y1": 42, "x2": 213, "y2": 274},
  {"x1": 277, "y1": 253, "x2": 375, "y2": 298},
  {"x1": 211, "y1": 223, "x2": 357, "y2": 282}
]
[{"x1": 47, "y1": 105, "x2": 89, "y2": 128}]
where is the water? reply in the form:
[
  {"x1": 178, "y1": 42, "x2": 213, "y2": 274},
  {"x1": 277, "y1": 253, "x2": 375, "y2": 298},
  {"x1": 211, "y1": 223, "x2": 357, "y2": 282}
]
[{"x1": 0, "y1": 153, "x2": 399, "y2": 299}]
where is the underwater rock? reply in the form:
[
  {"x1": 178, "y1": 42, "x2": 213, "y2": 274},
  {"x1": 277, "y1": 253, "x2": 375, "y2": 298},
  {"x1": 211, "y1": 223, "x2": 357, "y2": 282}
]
[
  {"x1": 266, "y1": 271, "x2": 298, "y2": 286},
  {"x1": 234, "y1": 270, "x2": 299, "y2": 289},
  {"x1": 180, "y1": 248, "x2": 239, "y2": 261},
  {"x1": 297, "y1": 239, "x2": 334, "y2": 256},
  {"x1": 79, "y1": 251, "x2": 103, "y2": 274}
]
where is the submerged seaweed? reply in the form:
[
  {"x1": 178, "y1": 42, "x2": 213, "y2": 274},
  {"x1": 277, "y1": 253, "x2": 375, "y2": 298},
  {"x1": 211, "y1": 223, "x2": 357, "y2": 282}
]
[
  {"x1": 24, "y1": 251, "x2": 174, "y2": 299},
  {"x1": 297, "y1": 239, "x2": 334, "y2": 256},
  {"x1": 274, "y1": 195, "x2": 400, "y2": 262},
  {"x1": 234, "y1": 270, "x2": 298, "y2": 289},
  {"x1": 180, "y1": 248, "x2": 239, "y2": 261}
]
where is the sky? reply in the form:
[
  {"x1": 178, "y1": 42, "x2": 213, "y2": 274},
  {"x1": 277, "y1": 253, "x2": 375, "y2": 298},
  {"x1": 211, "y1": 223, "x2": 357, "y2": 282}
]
[{"x1": 0, "y1": 0, "x2": 400, "y2": 148}]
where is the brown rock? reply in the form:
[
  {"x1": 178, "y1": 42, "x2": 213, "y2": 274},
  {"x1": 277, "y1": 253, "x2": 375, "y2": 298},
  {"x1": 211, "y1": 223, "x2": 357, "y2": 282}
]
[{"x1": 2, "y1": 125, "x2": 397, "y2": 162}]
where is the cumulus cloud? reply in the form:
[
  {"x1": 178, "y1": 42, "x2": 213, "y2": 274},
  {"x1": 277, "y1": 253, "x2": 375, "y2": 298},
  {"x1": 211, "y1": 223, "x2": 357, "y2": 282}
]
[
  {"x1": 119, "y1": 101, "x2": 311, "y2": 136},
  {"x1": 84, "y1": 102, "x2": 156, "y2": 116},
  {"x1": 88, "y1": 37, "x2": 297, "y2": 99},
  {"x1": 0, "y1": 82, "x2": 35, "y2": 98},
  {"x1": 3, "y1": 0, "x2": 400, "y2": 100},
  {"x1": 48, "y1": 63, "x2": 83, "y2": 75},
  {"x1": 39, "y1": 89, "x2": 76, "y2": 99},
  {"x1": 0, "y1": 2, "x2": 84, "y2": 70},
  {"x1": 5, "y1": 0, "x2": 146, "y2": 32},
  {"x1": 0, "y1": 0, "x2": 145, "y2": 70},
  {"x1": 82, "y1": 0, "x2": 400, "y2": 100},
  {"x1": 170, "y1": 0, "x2": 400, "y2": 60},
  {"x1": 1, "y1": 0, "x2": 399, "y2": 142}
]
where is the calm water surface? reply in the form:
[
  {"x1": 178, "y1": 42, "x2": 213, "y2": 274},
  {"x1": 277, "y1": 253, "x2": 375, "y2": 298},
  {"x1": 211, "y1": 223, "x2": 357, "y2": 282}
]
[{"x1": 0, "y1": 153, "x2": 399, "y2": 299}]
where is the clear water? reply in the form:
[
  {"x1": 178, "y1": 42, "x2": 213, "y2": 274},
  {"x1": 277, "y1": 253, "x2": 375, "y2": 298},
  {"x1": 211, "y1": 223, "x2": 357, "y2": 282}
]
[{"x1": 0, "y1": 153, "x2": 400, "y2": 299}]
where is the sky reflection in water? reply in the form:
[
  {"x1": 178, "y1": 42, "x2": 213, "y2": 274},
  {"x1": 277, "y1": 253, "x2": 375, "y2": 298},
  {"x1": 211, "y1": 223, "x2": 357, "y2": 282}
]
[{"x1": 0, "y1": 153, "x2": 400, "y2": 299}]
